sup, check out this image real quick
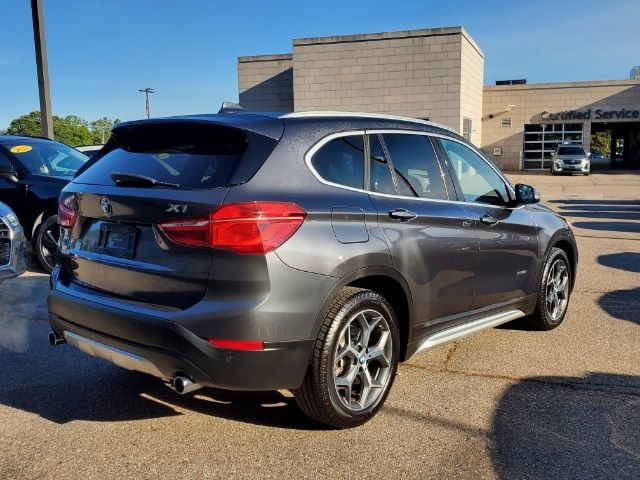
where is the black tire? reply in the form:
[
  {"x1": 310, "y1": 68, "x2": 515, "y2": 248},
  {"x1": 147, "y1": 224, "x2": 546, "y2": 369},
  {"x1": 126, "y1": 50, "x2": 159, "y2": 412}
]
[
  {"x1": 34, "y1": 214, "x2": 60, "y2": 273},
  {"x1": 294, "y1": 287, "x2": 400, "y2": 428},
  {"x1": 527, "y1": 247, "x2": 572, "y2": 331}
]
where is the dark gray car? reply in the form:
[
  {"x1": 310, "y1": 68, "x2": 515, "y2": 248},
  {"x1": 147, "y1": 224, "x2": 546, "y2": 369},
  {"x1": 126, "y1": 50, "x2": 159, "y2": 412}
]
[{"x1": 48, "y1": 110, "x2": 577, "y2": 428}]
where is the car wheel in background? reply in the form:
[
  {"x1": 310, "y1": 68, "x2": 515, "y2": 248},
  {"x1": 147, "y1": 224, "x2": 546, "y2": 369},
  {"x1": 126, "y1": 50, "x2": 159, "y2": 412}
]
[
  {"x1": 294, "y1": 287, "x2": 400, "y2": 428},
  {"x1": 34, "y1": 214, "x2": 60, "y2": 273},
  {"x1": 527, "y1": 247, "x2": 571, "y2": 331}
]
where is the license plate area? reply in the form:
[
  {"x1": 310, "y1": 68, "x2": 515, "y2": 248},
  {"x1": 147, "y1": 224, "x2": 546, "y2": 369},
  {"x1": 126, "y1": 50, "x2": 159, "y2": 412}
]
[{"x1": 98, "y1": 223, "x2": 138, "y2": 259}]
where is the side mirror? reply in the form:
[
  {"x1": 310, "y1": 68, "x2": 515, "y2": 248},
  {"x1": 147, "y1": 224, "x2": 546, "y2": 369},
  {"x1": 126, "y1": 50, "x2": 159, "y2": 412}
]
[
  {"x1": 0, "y1": 160, "x2": 18, "y2": 183},
  {"x1": 515, "y1": 183, "x2": 540, "y2": 205}
]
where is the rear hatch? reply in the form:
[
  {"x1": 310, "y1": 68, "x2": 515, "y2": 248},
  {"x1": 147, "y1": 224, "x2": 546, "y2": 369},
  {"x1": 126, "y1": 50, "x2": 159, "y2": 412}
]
[{"x1": 58, "y1": 118, "x2": 281, "y2": 309}]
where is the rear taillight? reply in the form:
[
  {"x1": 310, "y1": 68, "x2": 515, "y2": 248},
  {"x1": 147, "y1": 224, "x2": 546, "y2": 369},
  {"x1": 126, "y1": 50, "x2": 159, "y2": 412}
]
[
  {"x1": 159, "y1": 202, "x2": 306, "y2": 254},
  {"x1": 58, "y1": 196, "x2": 78, "y2": 228}
]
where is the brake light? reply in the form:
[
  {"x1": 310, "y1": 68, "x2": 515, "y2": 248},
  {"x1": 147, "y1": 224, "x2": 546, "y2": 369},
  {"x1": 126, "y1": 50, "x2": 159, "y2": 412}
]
[
  {"x1": 58, "y1": 198, "x2": 77, "y2": 228},
  {"x1": 208, "y1": 338, "x2": 265, "y2": 351},
  {"x1": 159, "y1": 202, "x2": 306, "y2": 254}
]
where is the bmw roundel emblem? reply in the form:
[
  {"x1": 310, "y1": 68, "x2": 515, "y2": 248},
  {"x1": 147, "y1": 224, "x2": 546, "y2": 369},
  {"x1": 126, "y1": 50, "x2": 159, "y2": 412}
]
[{"x1": 100, "y1": 196, "x2": 112, "y2": 216}]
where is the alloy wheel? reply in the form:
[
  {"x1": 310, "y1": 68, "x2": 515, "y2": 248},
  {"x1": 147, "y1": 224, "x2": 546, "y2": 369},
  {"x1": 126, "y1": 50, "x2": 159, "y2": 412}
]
[
  {"x1": 545, "y1": 259, "x2": 569, "y2": 321},
  {"x1": 333, "y1": 308, "x2": 393, "y2": 412},
  {"x1": 40, "y1": 222, "x2": 60, "y2": 271}
]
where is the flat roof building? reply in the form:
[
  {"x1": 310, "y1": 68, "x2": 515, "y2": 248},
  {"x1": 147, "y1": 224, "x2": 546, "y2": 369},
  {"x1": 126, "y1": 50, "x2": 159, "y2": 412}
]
[{"x1": 238, "y1": 27, "x2": 640, "y2": 171}]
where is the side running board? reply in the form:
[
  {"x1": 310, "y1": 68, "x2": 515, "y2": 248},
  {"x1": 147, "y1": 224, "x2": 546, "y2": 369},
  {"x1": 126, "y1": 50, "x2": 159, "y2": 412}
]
[{"x1": 414, "y1": 309, "x2": 526, "y2": 355}]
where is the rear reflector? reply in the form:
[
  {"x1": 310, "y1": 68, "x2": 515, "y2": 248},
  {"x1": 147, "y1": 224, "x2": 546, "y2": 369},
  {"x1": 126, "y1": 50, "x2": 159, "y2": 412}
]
[
  {"x1": 208, "y1": 338, "x2": 265, "y2": 351},
  {"x1": 58, "y1": 200, "x2": 77, "y2": 228},
  {"x1": 159, "y1": 201, "x2": 306, "y2": 254}
]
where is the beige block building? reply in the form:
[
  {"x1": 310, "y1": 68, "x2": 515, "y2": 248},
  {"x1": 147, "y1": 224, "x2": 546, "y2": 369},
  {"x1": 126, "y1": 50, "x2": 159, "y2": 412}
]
[
  {"x1": 238, "y1": 54, "x2": 294, "y2": 112},
  {"x1": 238, "y1": 26, "x2": 640, "y2": 171},
  {"x1": 482, "y1": 80, "x2": 640, "y2": 170},
  {"x1": 239, "y1": 27, "x2": 484, "y2": 145}
]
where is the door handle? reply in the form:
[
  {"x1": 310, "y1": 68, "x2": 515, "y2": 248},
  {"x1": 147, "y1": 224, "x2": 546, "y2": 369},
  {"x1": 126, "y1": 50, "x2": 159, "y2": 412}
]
[
  {"x1": 480, "y1": 214, "x2": 499, "y2": 226},
  {"x1": 389, "y1": 209, "x2": 417, "y2": 221}
]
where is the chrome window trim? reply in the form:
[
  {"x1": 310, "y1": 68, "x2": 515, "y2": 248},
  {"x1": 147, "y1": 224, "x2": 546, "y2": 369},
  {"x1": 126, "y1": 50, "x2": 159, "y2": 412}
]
[{"x1": 304, "y1": 129, "x2": 521, "y2": 211}]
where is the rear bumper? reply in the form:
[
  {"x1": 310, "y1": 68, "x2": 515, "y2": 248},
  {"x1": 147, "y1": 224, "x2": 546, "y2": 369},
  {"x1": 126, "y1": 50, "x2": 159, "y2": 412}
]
[{"x1": 48, "y1": 289, "x2": 314, "y2": 391}]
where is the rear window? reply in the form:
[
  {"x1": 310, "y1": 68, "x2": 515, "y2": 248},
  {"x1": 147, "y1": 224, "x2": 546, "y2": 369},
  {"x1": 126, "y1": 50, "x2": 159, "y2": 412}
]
[
  {"x1": 75, "y1": 123, "x2": 249, "y2": 189},
  {"x1": 557, "y1": 146, "x2": 585, "y2": 156},
  {"x1": 310, "y1": 135, "x2": 364, "y2": 189}
]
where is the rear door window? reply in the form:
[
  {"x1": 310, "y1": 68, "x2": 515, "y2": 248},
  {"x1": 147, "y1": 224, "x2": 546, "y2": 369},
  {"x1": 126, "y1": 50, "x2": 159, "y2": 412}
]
[
  {"x1": 369, "y1": 134, "x2": 396, "y2": 194},
  {"x1": 381, "y1": 133, "x2": 448, "y2": 200},
  {"x1": 311, "y1": 135, "x2": 365, "y2": 189},
  {"x1": 75, "y1": 123, "x2": 249, "y2": 189}
]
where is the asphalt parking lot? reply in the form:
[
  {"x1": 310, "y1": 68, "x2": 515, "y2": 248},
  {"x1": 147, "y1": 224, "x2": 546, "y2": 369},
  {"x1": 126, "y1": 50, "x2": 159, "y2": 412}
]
[{"x1": 0, "y1": 172, "x2": 638, "y2": 480}]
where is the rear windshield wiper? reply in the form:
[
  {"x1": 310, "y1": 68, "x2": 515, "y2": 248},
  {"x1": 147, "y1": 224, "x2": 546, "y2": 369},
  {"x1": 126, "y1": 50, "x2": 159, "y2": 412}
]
[{"x1": 111, "y1": 172, "x2": 180, "y2": 189}]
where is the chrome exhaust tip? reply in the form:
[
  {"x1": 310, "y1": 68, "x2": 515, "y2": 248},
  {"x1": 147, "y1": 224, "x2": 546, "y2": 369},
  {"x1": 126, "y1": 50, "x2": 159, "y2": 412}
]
[
  {"x1": 173, "y1": 375, "x2": 201, "y2": 395},
  {"x1": 48, "y1": 331, "x2": 66, "y2": 346}
]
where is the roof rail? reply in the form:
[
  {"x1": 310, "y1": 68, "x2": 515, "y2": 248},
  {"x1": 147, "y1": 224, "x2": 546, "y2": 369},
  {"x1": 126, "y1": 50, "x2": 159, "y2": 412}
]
[
  {"x1": 280, "y1": 111, "x2": 458, "y2": 134},
  {"x1": 218, "y1": 102, "x2": 245, "y2": 114}
]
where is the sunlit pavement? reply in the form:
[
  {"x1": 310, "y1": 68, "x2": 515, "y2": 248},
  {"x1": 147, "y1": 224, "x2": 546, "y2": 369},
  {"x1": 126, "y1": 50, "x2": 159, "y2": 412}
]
[{"x1": 0, "y1": 172, "x2": 638, "y2": 479}]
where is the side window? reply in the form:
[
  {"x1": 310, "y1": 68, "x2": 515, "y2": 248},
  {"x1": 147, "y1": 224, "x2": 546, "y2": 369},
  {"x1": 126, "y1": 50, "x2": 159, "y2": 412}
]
[
  {"x1": 368, "y1": 134, "x2": 396, "y2": 194},
  {"x1": 439, "y1": 138, "x2": 510, "y2": 206},
  {"x1": 381, "y1": 133, "x2": 448, "y2": 200},
  {"x1": 310, "y1": 135, "x2": 364, "y2": 189}
]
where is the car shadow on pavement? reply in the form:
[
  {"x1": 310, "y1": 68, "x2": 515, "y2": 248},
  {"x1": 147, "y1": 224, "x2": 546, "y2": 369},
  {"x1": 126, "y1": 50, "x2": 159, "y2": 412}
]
[
  {"x1": 0, "y1": 334, "x2": 324, "y2": 430},
  {"x1": 571, "y1": 221, "x2": 640, "y2": 234},
  {"x1": 598, "y1": 252, "x2": 640, "y2": 274},
  {"x1": 598, "y1": 287, "x2": 640, "y2": 326},
  {"x1": 490, "y1": 373, "x2": 640, "y2": 479},
  {"x1": 550, "y1": 199, "x2": 640, "y2": 206},
  {"x1": 0, "y1": 277, "x2": 325, "y2": 430}
]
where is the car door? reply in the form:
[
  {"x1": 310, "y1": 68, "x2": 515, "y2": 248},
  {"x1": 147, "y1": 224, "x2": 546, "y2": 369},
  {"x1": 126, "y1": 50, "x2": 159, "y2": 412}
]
[
  {"x1": 366, "y1": 132, "x2": 478, "y2": 339},
  {"x1": 436, "y1": 137, "x2": 539, "y2": 310}
]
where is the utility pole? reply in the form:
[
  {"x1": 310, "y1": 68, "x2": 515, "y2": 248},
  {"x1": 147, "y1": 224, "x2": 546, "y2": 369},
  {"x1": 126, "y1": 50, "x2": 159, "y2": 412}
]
[
  {"x1": 138, "y1": 88, "x2": 155, "y2": 118},
  {"x1": 30, "y1": 0, "x2": 54, "y2": 139}
]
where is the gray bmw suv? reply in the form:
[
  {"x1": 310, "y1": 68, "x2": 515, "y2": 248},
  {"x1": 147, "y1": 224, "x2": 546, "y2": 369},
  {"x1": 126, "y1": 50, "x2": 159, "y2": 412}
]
[{"x1": 48, "y1": 109, "x2": 577, "y2": 428}]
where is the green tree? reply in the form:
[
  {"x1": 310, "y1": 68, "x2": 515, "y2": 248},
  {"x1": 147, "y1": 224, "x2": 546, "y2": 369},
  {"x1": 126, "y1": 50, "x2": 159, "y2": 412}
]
[
  {"x1": 55, "y1": 115, "x2": 93, "y2": 146},
  {"x1": 3, "y1": 111, "x2": 93, "y2": 146},
  {"x1": 4, "y1": 111, "x2": 42, "y2": 137},
  {"x1": 591, "y1": 131, "x2": 611, "y2": 157},
  {"x1": 90, "y1": 117, "x2": 117, "y2": 144}
]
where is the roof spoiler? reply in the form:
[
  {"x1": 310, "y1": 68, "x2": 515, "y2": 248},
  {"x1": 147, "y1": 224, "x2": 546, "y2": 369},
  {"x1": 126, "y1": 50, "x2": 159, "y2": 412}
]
[{"x1": 218, "y1": 102, "x2": 245, "y2": 114}]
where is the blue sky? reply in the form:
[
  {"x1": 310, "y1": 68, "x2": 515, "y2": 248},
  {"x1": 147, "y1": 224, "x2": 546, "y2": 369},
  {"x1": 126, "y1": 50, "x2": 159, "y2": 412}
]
[{"x1": 1, "y1": 0, "x2": 639, "y2": 129}]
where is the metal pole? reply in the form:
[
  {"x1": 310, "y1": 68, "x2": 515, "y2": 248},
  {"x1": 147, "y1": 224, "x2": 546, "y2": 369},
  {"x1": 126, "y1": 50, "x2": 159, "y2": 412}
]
[
  {"x1": 30, "y1": 0, "x2": 54, "y2": 139},
  {"x1": 138, "y1": 88, "x2": 154, "y2": 119}
]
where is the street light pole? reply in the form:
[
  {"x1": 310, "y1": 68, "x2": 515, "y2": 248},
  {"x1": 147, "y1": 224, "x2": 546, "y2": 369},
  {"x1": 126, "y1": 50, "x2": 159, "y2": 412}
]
[
  {"x1": 138, "y1": 88, "x2": 155, "y2": 119},
  {"x1": 30, "y1": 0, "x2": 54, "y2": 139}
]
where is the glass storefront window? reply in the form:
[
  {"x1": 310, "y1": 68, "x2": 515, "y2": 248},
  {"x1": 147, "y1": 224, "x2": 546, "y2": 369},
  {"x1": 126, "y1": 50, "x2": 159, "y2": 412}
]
[
  {"x1": 525, "y1": 133, "x2": 543, "y2": 142},
  {"x1": 544, "y1": 133, "x2": 563, "y2": 141},
  {"x1": 522, "y1": 123, "x2": 583, "y2": 170}
]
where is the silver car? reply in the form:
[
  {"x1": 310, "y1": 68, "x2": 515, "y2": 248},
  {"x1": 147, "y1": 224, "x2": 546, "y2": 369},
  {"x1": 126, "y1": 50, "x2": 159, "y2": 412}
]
[
  {"x1": 551, "y1": 144, "x2": 591, "y2": 175},
  {"x1": 0, "y1": 202, "x2": 26, "y2": 284}
]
